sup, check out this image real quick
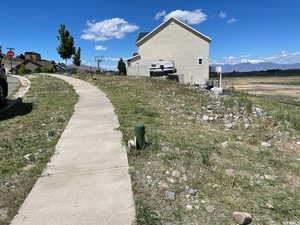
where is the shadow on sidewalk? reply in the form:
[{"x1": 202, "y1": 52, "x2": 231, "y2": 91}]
[{"x1": 0, "y1": 99, "x2": 33, "y2": 121}]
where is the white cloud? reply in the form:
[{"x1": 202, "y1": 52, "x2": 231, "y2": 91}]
[
  {"x1": 163, "y1": 9, "x2": 207, "y2": 24},
  {"x1": 81, "y1": 18, "x2": 139, "y2": 41},
  {"x1": 240, "y1": 59, "x2": 265, "y2": 64},
  {"x1": 227, "y1": 18, "x2": 237, "y2": 23},
  {"x1": 105, "y1": 57, "x2": 120, "y2": 61},
  {"x1": 155, "y1": 10, "x2": 167, "y2": 20},
  {"x1": 95, "y1": 45, "x2": 107, "y2": 51},
  {"x1": 219, "y1": 11, "x2": 227, "y2": 19}
]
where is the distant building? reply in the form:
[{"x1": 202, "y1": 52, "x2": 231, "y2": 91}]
[
  {"x1": 127, "y1": 17, "x2": 212, "y2": 85},
  {"x1": 25, "y1": 52, "x2": 41, "y2": 61},
  {"x1": 13, "y1": 59, "x2": 55, "y2": 72}
]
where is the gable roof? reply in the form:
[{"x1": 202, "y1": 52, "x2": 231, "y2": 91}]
[
  {"x1": 136, "y1": 17, "x2": 212, "y2": 47},
  {"x1": 14, "y1": 59, "x2": 55, "y2": 69},
  {"x1": 136, "y1": 32, "x2": 149, "y2": 42}
]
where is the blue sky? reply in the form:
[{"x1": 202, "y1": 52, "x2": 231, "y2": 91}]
[{"x1": 1, "y1": 0, "x2": 300, "y2": 69}]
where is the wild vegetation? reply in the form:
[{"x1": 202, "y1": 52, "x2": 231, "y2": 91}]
[
  {"x1": 0, "y1": 75, "x2": 77, "y2": 225},
  {"x1": 75, "y1": 74, "x2": 300, "y2": 225}
]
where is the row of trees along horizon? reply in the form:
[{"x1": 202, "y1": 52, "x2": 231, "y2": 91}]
[{"x1": 57, "y1": 24, "x2": 127, "y2": 75}]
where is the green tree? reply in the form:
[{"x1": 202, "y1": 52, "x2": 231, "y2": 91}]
[
  {"x1": 117, "y1": 58, "x2": 127, "y2": 75},
  {"x1": 72, "y1": 47, "x2": 81, "y2": 66},
  {"x1": 57, "y1": 24, "x2": 75, "y2": 64}
]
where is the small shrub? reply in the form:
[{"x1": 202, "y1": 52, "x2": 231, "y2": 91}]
[
  {"x1": 34, "y1": 67, "x2": 42, "y2": 73},
  {"x1": 70, "y1": 68, "x2": 78, "y2": 74},
  {"x1": 17, "y1": 64, "x2": 27, "y2": 74},
  {"x1": 135, "y1": 200, "x2": 161, "y2": 225},
  {"x1": 201, "y1": 151, "x2": 210, "y2": 166},
  {"x1": 41, "y1": 65, "x2": 56, "y2": 73}
]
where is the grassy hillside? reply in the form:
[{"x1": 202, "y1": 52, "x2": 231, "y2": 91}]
[{"x1": 77, "y1": 75, "x2": 300, "y2": 225}]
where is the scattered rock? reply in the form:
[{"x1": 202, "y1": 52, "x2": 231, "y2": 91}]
[
  {"x1": 202, "y1": 115, "x2": 209, "y2": 121},
  {"x1": 187, "y1": 188, "x2": 199, "y2": 196},
  {"x1": 232, "y1": 211, "x2": 252, "y2": 225},
  {"x1": 263, "y1": 174, "x2": 277, "y2": 181},
  {"x1": 186, "y1": 204, "x2": 193, "y2": 211},
  {"x1": 253, "y1": 107, "x2": 263, "y2": 116},
  {"x1": 165, "y1": 190, "x2": 176, "y2": 200},
  {"x1": 244, "y1": 123, "x2": 250, "y2": 129},
  {"x1": 208, "y1": 116, "x2": 214, "y2": 121},
  {"x1": 225, "y1": 168, "x2": 235, "y2": 176},
  {"x1": 212, "y1": 184, "x2": 221, "y2": 189},
  {"x1": 23, "y1": 153, "x2": 33, "y2": 161},
  {"x1": 160, "y1": 146, "x2": 170, "y2": 151},
  {"x1": 296, "y1": 141, "x2": 300, "y2": 145},
  {"x1": 205, "y1": 205, "x2": 215, "y2": 214},
  {"x1": 225, "y1": 122, "x2": 234, "y2": 129},
  {"x1": 265, "y1": 203, "x2": 274, "y2": 209},
  {"x1": 207, "y1": 105, "x2": 213, "y2": 110},
  {"x1": 167, "y1": 177, "x2": 176, "y2": 183},
  {"x1": 172, "y1": 170, "x2": 181, "y2": 177},
  {"x1": 211, "y1": 87, "x2": 223, "y2": 96},
  {"x1": 261, "y1": 142, "x2": 271, "y2": 147},
  {"x1": 37, "y1": 148, "x2": 47, "y2": 153},
  {"x1": 221, "y1": 141, "x2": 228, "y2": 148},
  {"x1": 127, "y1": 139, "x2": 136, "y2": 148}
]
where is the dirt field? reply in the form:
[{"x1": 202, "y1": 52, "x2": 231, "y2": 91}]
[{"x1": 223, "y1": 76, "x2": 300, "y2": 104}]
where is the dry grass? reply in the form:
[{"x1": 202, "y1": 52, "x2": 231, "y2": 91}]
[
  {"x1": 0, "y1": 75, "x2": 77, "y2": 225},
  {"x1": 75, "y1": 74, "x2": 300, "y2": 225}
]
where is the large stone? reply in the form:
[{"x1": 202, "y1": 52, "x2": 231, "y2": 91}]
[
  {"x1": 187, "y1": 188, "x2": 199, "y2": 196},
  {"x1": 165, "y1": 191, "x2": 176, "y2": 200},
  {"x1": 261, "y1": 142, "x2": 271, "y2": 147},
  {"x1": 205, "y1": 205, "x2": 215, "y2": 214},
  {"x1": 202, "y1": 115, "x2": 209, "y2": 121},
  {"x1": 225, "y1": 168, "x2": 235, "y2": 176},
  {"x1": 232, "y1": 212, "x2": 252, "y2": 225},
  {"x1": 225, "y1": 122, "x2": 234, "y2": 129},
  {"x1": 211, "y1": 87, "x2": 223, "y2": 96},
  {"x1": 172, "y1": 170, "x2": 181, "y2": 177}
]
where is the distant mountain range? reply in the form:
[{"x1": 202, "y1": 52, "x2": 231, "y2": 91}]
[{"x1": 210, "y1": 62, "x2": 300, "y2": 73}]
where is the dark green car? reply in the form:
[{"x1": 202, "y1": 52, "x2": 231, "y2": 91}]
[{"x1": 0, "y1": 55, "x2": 8, "y2": 107}]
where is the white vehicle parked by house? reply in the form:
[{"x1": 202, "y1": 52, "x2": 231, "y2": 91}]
[
  {"x1": 149, "y1": 60, "x2": 176, "y2": 76},
  {"x1": 127, "y1": 59, "x2": 176, "y2": 77}
]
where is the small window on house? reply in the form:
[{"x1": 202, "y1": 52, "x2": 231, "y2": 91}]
[
  {"x1": 151, "y1": 64, "x2": 156, "y2": 67},
  {"x1": 198, "y1": 58, "x2": 203, "y2": 65}
]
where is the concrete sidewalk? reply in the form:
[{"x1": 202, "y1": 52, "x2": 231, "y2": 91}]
[{"x1": 11, "y1": 74, "x2": 135, "y2": 225}]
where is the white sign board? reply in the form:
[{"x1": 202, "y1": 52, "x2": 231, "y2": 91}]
[{"x1": 215, "y1": 66, "x2": 222, "y2": 73}]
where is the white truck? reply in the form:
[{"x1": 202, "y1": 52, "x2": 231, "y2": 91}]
[
  {"x1": 128, "y1": 60, "x2": 177, "y2": 77},
  {"x1": 148, "y1": 60, "x2": 176, "y2": 77}
]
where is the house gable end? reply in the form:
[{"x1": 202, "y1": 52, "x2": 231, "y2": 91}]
[{"x1": 136, "y1": 17, "x2": 211, "y2": 47}]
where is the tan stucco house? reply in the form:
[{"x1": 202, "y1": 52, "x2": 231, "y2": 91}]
[{"x1": 127, "y1": 17, "x2": 212, "y2": 85}]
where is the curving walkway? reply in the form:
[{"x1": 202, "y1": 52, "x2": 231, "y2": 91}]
[{"x1": 11, "y1": 74, "x2": 135, "y2": 225}]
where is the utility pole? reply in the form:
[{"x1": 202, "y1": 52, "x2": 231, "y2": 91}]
[
  {"x1": 7, "y1": 47, "x2": 15, "y2": 72},
  {"x1": 95, "y1": 56, "x2": 104, "y2": 73}
]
